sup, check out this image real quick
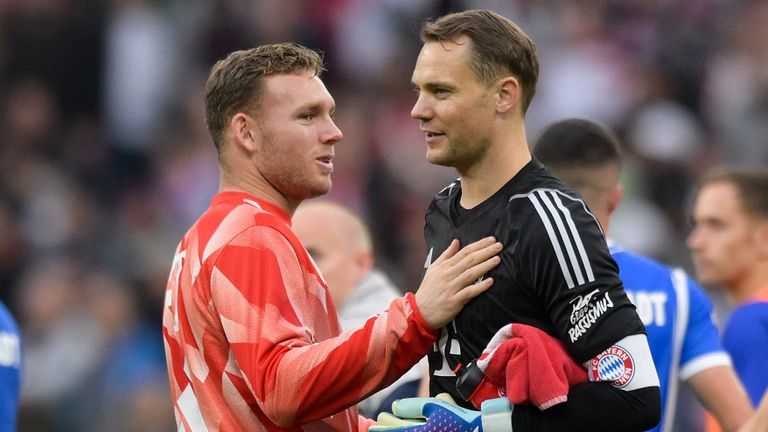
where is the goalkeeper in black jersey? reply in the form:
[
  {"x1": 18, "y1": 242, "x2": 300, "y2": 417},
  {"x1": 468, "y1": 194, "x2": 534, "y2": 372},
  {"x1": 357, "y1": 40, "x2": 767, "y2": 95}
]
[{"x1": 398, "y1": 9, "x2": 661, "y2": 432}]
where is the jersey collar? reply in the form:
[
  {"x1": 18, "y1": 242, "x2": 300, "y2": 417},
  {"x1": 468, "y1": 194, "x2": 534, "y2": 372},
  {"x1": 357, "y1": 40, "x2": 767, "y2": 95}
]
[
  {"x1": 750, "y1": 286, "x2": 768, "y2": 303},
  {"x1": 210, "y1": 191, "x2": 291, "y2": 224}
]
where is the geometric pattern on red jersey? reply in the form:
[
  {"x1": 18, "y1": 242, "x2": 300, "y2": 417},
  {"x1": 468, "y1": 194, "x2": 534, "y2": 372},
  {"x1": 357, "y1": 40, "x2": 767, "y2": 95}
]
[{"x1": 162, "y1": 192, "x2": 437, "y2": 430}]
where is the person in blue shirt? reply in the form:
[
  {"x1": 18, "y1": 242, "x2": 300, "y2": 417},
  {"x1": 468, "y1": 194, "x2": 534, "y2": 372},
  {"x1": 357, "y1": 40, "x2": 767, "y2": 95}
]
[
  {"x1": 688, "y1": 167, "x2": 768, "y2": 409},
  {"x1": 534, "y1": 118, "x2": 753, "y2": 432},
  {"x1": 0, "y1": 300, "x2": 22, "y2": 432}
]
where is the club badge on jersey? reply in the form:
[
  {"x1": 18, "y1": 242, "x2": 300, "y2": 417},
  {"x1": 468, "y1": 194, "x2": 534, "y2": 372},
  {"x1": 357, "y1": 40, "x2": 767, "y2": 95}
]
[
  {"x1": 585, "y1": 334, "x2": 659, "y2": 390},
  {"x1": 589, "y1": 345, "x2": 636, "y2": 388}
]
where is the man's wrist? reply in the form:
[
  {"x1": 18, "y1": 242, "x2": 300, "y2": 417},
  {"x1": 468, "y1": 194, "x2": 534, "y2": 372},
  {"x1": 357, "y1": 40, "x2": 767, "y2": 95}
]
[{"x1": 405, "y1": 292, "x2": 440, "y2": 336}]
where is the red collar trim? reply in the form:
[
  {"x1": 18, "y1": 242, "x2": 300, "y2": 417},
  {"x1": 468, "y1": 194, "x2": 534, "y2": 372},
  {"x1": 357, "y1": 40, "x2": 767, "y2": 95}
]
[{"x1": 211, "y1": 191, "x2": 291, "y2": 224}]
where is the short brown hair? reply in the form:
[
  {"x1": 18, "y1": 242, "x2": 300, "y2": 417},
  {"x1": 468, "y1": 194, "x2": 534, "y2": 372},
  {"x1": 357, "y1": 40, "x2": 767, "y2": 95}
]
[
  {"x1": 534, "y1": 118, "x2": 622, "y2": 193},
  {"x1": 204, "y1": 42, "x2": 325, "y2": 151},
  {"x1": 698, "y1": 167, "x2": 768, "y2": 219},
  {"x1": 420, "y1": 9, "x2": 539, "y2": 113}
]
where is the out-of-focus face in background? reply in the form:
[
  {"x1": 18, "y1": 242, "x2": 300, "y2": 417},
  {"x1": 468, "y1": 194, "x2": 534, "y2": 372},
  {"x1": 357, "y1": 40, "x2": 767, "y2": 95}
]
[
  {"x1": 292, "y1": 201, "x2": 372, "y2": 309},
  {"x1": 688, "y1": 181, "x2": 760, "y2": 290}
]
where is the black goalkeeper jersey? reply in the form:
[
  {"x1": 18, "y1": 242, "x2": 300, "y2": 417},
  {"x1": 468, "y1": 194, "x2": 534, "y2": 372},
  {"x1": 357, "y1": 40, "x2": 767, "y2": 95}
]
[{"x1": 424, "y1": 159, "x2": 646, "y2": 406}]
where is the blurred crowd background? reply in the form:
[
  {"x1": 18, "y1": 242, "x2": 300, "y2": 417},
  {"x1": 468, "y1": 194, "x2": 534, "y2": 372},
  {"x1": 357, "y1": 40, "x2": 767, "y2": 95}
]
[{"x1": 0, "y1": 0, "x2": 766, "y2": 430}]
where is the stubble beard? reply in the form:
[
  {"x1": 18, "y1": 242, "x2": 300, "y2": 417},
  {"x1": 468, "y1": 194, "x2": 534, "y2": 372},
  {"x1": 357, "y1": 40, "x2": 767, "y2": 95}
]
[
  {"x1": 427, "y1": 136, "x2": 488, "y2": 173},
  {"x1": 279, "y1": 163, "x2": 332, "y2": 202},
  {"x1": 259, "y1": 132, "x2": 332, "y2": 203},
  {"x1": 426, "y1": 137, "x2": 460, "y2": 168}
]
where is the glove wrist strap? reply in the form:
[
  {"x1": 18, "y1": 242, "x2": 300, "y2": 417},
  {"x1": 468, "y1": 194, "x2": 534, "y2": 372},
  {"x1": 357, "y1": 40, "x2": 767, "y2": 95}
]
[{"x1": 480, "y1": 398, "x2": 514, "y2": 432}]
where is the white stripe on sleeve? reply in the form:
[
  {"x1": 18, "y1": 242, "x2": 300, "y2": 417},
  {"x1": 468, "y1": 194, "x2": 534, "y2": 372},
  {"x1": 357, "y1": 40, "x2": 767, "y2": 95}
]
[
  {"x1": 529, "y1": 192, "x2": 575, "y2": 288},
  {"x1": 528, "y1": 189, "x2": 596, "y2": 289},
  {"x1": 538, "y1": 190, "x2": 586, "y2": 285},
  {"x1": 552, "y1": 191, "x2": 595, "y2": 283}
]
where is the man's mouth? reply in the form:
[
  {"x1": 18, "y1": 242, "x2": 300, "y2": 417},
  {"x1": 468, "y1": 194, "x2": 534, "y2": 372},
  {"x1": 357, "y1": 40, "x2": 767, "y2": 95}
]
[
  {"x1": 425, "y1": 132, "x2": 445, "y2": 142},
  {"x1": 316, "y1": 156, "x2": 334, "y2": 171}
]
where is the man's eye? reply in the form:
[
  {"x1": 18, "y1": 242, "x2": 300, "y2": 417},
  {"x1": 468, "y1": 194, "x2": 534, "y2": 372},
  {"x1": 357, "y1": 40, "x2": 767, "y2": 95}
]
[{"x1": 300, "y1": 113, "x2": 314, "y2": 121}]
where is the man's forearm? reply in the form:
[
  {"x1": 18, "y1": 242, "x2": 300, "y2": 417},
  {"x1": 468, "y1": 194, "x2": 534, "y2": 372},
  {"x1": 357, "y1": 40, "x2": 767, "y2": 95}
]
[
  {"x1": 511, "y1": 383, "x2": 660, "y2": 432},
  {"x1": 688, "y1": 366, "x2": 753, "y2": 432}
]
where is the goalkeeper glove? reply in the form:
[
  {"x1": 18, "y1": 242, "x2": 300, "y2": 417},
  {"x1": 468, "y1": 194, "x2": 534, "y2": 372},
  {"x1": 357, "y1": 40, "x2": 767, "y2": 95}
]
[{"x1": 369, "y1": 393, "x2": 513, "y2": 432}]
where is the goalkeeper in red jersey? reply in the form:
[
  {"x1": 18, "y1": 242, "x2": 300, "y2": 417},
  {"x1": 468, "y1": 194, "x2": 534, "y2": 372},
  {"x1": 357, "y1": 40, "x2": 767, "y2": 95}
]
[{"x1": 161, "y1": 42, "x2": 503, "y2": 431}]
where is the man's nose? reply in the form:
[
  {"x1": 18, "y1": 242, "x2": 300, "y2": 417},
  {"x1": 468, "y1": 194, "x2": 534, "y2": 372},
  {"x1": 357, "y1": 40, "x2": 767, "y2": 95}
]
[{"x1": 322, "y1": 119, "x2": 343, "y2": 144}]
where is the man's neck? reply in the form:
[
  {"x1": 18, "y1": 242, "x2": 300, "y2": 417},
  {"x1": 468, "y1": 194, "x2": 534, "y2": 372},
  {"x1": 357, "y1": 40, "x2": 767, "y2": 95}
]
[
  {"x1": 458, "y1": 137, "x2": 532, "y2": 209},
  {"x1": 456, "y1": 119, "x2": 531, "y2": 208},
  {"x1": 729, "y1": 265, "x2": 768, "y2": 304},
  {"x1": 219, "y1": 173, "x2": 296, "y2": 216}
]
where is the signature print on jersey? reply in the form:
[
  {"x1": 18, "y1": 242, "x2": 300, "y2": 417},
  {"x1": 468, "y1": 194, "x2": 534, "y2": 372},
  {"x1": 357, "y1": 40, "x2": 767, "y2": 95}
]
[{"x1": 567, "y1": 289, "x2": 615, "y2": 342}]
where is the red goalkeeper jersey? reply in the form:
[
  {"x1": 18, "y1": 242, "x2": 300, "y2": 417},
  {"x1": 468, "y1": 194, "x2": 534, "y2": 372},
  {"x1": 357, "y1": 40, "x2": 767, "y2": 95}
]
[{"x1": 162, "y1": 191, "x2": 437, "y2": 431}]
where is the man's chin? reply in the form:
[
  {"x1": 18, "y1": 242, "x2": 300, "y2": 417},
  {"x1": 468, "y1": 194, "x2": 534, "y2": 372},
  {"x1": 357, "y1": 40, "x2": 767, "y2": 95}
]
[
  {"x1": 693, "y1": 270, "x2": 719, "y2": 287},
  {"x1": 307, "y1": 181, "x2": 332, "y2": 198},
  {"x1": 426, "y1": 151, "x2": 453, "y2": 167}
]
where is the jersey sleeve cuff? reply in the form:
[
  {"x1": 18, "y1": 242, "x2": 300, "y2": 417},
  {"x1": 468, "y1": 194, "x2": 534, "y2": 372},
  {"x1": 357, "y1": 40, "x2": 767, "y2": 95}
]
[
  {"x1": 358, "y1": 415, "x2": 375, "y2": 431},
  {"x1": 680, "y1": 352, "x2": 733, "y2": 381},
  {"x1": 404, "y1": 292, "x2": 440, "y2": 339}
]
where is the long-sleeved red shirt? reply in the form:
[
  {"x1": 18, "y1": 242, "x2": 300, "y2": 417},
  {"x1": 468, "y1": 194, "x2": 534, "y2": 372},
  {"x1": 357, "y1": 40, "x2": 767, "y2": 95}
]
[{"x1": 162, "y1": 191, "x2": 436, "y2": 431}]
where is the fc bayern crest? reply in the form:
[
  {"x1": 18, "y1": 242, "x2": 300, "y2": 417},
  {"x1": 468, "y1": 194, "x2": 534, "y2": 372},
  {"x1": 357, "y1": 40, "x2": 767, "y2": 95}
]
[{"x1": 589, "y1": 345, "x2": 635, "y2": 388}]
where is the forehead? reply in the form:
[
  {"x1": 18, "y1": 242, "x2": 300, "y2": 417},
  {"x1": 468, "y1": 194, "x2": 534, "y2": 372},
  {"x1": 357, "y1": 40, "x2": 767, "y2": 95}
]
[
  {"x1": 294, "y1": 210, "x2": 347, "y2": 249},
  {"x1": 412, "y1": 36, "x2": 476, "y2": 83},
  {"x1": 696, "y1": 182, "x2": 745, "y2": 216},
  {"x1": 262, "y1": 72, "x2": 334, "y2": 108},
  {"x1": 294, "y1": 203, "x2": 362, "y2": 243}
]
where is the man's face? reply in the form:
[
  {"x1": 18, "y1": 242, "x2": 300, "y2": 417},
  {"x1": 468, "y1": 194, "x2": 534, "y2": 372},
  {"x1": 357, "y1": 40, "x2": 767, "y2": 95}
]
[
  {"x1": 687, "y1": 182, "x2": 761, "y2": 289},
  {"x1": 253, "y1": 72, "x2": 343, "y2": 203},
  {"x1": 410, "y1": 36, "x2": 497, "y2": 171}
]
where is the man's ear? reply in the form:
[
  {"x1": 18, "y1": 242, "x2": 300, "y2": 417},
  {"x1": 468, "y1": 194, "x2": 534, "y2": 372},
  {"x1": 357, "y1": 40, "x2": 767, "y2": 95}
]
[
  {"x1": 607, "y1": 184, "x2": 624, "y2": 217},
  {"x1": 230, "y1": 112, "x2": 258, "y2": 152},
  {"x1": 355, "y1": 250, "x2": 375, "y2": 275},
  {"x1": 496, "y1": 76, "x2": 521, "y2": 114}
]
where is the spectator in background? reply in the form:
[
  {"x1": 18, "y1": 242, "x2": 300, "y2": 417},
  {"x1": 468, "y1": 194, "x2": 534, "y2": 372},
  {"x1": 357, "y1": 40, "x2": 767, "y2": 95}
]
[
  {"x1": 17, "y1": 259, "x2": 102, "y2": 431},
  {"x1": 534, "y1": 118, "x2": 753, "y2": 432},
  {"x1": 103, "y1": 0, "x2": 179, "y2": 160},
  {"x1": 688, "y1": 167, "x2": 768, "y2": 408},
  {"x1": 0, "y1": 299, "x2": 21, "y2": 432},
  {"x1": 292, "y1": 199, "x2": 427, "y2": 418},
  {"x1": 81, "y1": 269, "x2": 171, "y2": 432}
]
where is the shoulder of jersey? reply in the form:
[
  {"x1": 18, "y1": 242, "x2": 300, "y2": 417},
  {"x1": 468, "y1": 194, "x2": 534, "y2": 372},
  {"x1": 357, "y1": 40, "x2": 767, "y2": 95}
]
[
  {"x1": 435, "y1": 179, "x2": 461, "y2": 199},
  {"x1": 208, "y1": 198, "x2": 292, "y2": 238},
  {"x1": 427, "y1": 179, "x2": 461, "y2": 215}
]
